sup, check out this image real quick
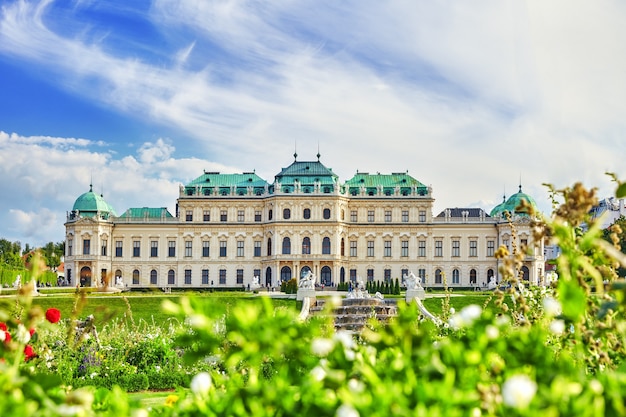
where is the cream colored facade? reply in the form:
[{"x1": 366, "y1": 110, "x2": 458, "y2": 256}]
[{"x1": 64, "y1": 158, "x2": 544, "y2": 289}]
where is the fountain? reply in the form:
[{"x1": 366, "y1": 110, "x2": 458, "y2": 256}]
[{"x1": 305, "y1": 277, "x2": 397, "y2": 332}]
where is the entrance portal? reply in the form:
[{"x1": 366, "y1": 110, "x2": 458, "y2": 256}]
[{"x1": 80, "y1": 266, "x2": 92, "y2": 287}]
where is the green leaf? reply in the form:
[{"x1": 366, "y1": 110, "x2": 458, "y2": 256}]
[
  {"x1": 558, "y1": 279, "x2": 587, "y2": 322},
  {"x1": 617, "y1": 182, "x2": 626, "y2": 198}
]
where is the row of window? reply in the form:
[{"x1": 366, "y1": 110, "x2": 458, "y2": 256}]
[
  {"x1": 123, "y1": 267, "x2": 260, "y2": 286},
  {"x1": 183, "y1": 208, "x2": 428, "y2": 223},
  {"x1": 71, "y1": 237, "x2": 503, "y2": 258}
]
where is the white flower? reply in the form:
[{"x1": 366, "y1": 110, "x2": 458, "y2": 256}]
[
  {"x1": 486, "y1": 325, "x2": 499, "y2": 340},
  {"x1": 0, "y1": 330, "x2": 5, "y2": 342},
  {"x1": 190, "y1": 372, "x2": 212, "y2": 396},
  {"x1": 336, "y1": 404, "x2": 359, "y2": 417},
  {"x1": 543, "y1": 297, "x2": 562, "y2": 318},
  {"x1": 16, "y1": 324, "x2": 30, "y2": 344},
  {"x1": 449, "y1": 307, "x2": 456, "y2": 315},
  {"x1": 131, "y1": 409, "x2": 150, "y2": 417},
  {"x1": 502, "y1": 374, "x2": 537, "y2": 409},
  {"x1": 549, "y1": 319, "x2": 565, "y2": 335},
  {"x1": 348, "y1": 378, "x2": 365, "y2": 393},
  {"x1": 311, "y1": 338, "x2": 335, "y2": 356},
  {"x1": 449, "y1": 305, "x2": 482, "y2": 329},
  {"x1": 188, "y1": 314, "x2": 209, "y2": 329},
  {"x1": 333, "y1": 330, "x2": 356, "y2": 349},
  {"x1": 310, "y1": 365, "x2": 326, "y2": 381}
]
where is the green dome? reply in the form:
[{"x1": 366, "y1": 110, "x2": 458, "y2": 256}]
[
  {"x1": 72, "y1": 185, "x2": 117, "y2": 218},
  {"x1": 490, "y1": 186, "x2": 537, "y2": 218}
]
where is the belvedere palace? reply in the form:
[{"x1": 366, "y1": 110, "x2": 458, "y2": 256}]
[{"x1": 64, "y1": 155, "x2": 544, "y2": 289}]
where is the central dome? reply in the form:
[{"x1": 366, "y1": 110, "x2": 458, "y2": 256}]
[{"x1": 490, "y1": 186, "x2": 537, "y2": 218}]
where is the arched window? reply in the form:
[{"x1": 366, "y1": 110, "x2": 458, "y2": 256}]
[
  {"x1": 267, "y1": 238, "x2": 272, "y2": 256},
  {"x1": 302, "y1": 237, "x2": 311, "y2": 255},
  {"x1": 281, "y1": 266, "x2": 292, "y2": 283},
  {"x1": 133, "y1": 269, "x2": 140, "y2": 285},
  {"x1": 341, "y1": 238, "x2": 345, "y2": 256},
  {"x1": 268, "y1": 209, "x2": 273, "y2": 221},
  {"x1": 470, "y1": 269, "x2": 477, "y2": 284},
  {"x1": 452, "y1": 268, "x2": 460, "y2": 284},
  {"x1": 282, "y1": 237, "x2": 291, "y2": 254},
  {"x1": 168, "y1": 269, "x2": 175, "y2": 285},
  {"x1": 323, "y1": 208, "x2": 331, "y2": 219},
  {"x1": 341, "y1": 210, "x2": 345, "y2": 221},
  {"x1": 283, "y1": 208, "x2": 291, "y2": 220},
  {"x1": 150, "y1": 269, "x2": 158, "y2": 285},
  {"x1": 521, "y1": 266, "x2": 530, "y2": 281},
  {"x1": 321, "y1": 266, "x2": 332, "y2": 285},
  {"x1": 300, "y1": 266, "x2": 312, "y2": 279},
  {"x1": 322, "y1": 237, "x2": 331, "y2": 254},
  {"x1": 435, "y1": 269, "x2": 443, "y2": 284},
  {"x1": 487, "y1": 269, "x2": 494, "y2": 280},
  {"x1": 303, "y1": 208, "x2": 311, "y2": 219}
]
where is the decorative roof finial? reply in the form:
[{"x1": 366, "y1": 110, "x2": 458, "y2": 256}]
[
  {"x1": 294, "y1": 141, "x2": 297, "y2": 161},
  {"x1": 317, "y1": 141, "x2": 321, "y2": 161},
  {"x1": 519, "y1": 173, "x2": 522, "y2": 193}
]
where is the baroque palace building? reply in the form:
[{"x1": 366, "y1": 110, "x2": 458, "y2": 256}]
[{"x1": 64, "y1": 154, "x2": 545, "y2": 289}]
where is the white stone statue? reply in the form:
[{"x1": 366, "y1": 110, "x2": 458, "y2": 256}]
[
  {"x1": 13, "y1": 274, "x2": 21, "y2": 289},
  {"x1": 116, "y1": 276, "x2": 124, "y2": 287},
  {"x1": 299, "y1": 271, "x2": 315, "y2": 289},
  {"x1": 487, "y1": 276, "x2": 497, "y2": 290},
  {"x1": 404, "y1": 271, "x2": 422, "y2": 290},
  {"x1": 251, "y1": 275, "x2": 261, "y2": 289}
]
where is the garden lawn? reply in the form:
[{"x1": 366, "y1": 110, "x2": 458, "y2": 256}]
[{"x1": 26, "y1": 292, "x2": 297, "y2": 328}]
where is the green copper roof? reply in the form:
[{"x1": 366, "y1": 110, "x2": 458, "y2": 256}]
[
  {"x1": 72, "y1": 185, "x2": 117, "y2": 218},
  {"x1": 272, "y1": 158, "x2": 339, "y2": 194},
  {"x1": 344, "y1": 172, "x2": 428, "y2": 196},
  {"x1": 118, "y1": 207, "x2": 174, "y2": 219},
  {"x1": 490, "y1": 186, "x2": 538, "y2": 218},
  {"x1": 184, "y1": 172, "x2": 269, "y2": 196}
]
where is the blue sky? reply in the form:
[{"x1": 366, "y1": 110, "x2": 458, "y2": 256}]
[{"x1": 1, "y1": 0, "x2": 625, "y2": 247}]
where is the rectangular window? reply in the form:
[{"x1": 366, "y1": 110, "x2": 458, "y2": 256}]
[
  {"x1": 132, "y1": 240, "x2": 140, "y2": 257},
  {"x1": 202, "y1": 269, "x2": 209, "y2": 285},
  {"x1": 253, "y1": 269, "x2": 261, "y2": 283},
  {"x1": 350, "y1": 210, "x2": 357, "y2": 222},
  {"x1": 419, "y1": 210, "x2": 426, "y2": 222},
  {"x1": 168, "y1": 241, "x2": 176, "y2": 257},
  {"x1": 401, "y1": 240, "x2": 409, "y2": 257},
  {"x1": 418, "y1": 269, "x2": 426, "y2": 283},
  {"x1": 202, "y1": 241, "x2": 210, "y2": 258},
  {"x1": 255, "y1": 211, "x2": 262, "y2": 222},
  {"x1": 236, "y1": 269, "x2": 244, "y2": 284},
  {"x1": 186, "y1": 210, "x2": 193, "y2": 222},
  {"x1": 520, "y1": 238, "x2": 528, "y2": 249},
  {"x1": 150, "y1": 240, "x2": 158, "y2": 257},
  {"x1": 367, "y1": 240, "x2": 374, "y2": 257},
  {"x1": 402, "y1": 210, "x2": 409, "y2": 222},
  {"x1": 238, "y1": 210, "x2": 245, "y2": 222},
  {"x1": 220, "y1": 241, "x2": 227, "y2": 257},
  {"x1": 350, "y1": 241, "x2": 357, "y2": 257},
  {"x1": 82, "y1": 239, "x2": 90, "y2": 255},
  {"x1": 185, "y1": 241, "x2": 192, "y2": 257},
  {"x1": 220, "y1": 210, "x2": 227, "y2": 222},
  {"x1": 115, "y1": 241, "x2": 122, "y2": 257},
  {"x1": 452, "y1": 240, "x2": 460, "y2": 257},
  {"x1": 219, "y1": 269, "x2": 226, "y2": 285},
  {"x1": 254, "y1": 241, "x2": 261, "y2": 257},
  {"x1": 435, "y1": 240, "x2": 443, "y2": 257},
  {"x1": 101, "y1": 240, "x2": 107, "y2": 256},
  {"x1": 184, "y1": 269, "x2": 192, "y2": 285},
  {"x1": 503, "y1": 238, "x2": 510, "y2": 250},
  {"x1": 67, "y1": 239, "x2": 73, "y2": 256},
  {"x1": 237, "y1": 240, "x2": 244, "y2": 257},
  {"x1": 203, "y1": 210, "x2": 210, "y2": 222},
  {"x1": 385, "y1": 210, "x2": 392, "y2": 222},
  {"x1": 367, "y1": 269, "x2": 374, "y2": 282},
  {"x1": 350, "y1": 269, "x2": 357, "y2": 282},
  {"x1": 418, "y1": 240, "x2": 426, "y2": 257},
  {"x1": 367, "y1": 210, "x2": 374, "y2": 222},
  {"x1": 384, "y1": 269, "x2": 391, "y2": 282},
  {"x1": 469, "y1": 240, "x2": 478, "y2": 257},
  {"x1": 487, "y1": 240, "x2": 495, "y2": 257},
  {"x1": 384, "y1": 240, "x2": 391, "y2": 257}
]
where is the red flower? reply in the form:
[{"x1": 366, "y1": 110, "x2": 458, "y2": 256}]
[
  {"x1": 29, "y1": 328, "x2": 36, "y2": 337},
  {"x1": 45, "y1": 308, "x2": 61, "y2": 324},
  {"x1": 0, "y1": 322, "x2": 6, "y2": 331},
  {"x1": 24, "y1": 345, "x2": 36, "y2": 361},
  {"x1": 3, "y1": 331, "x2": 11, "y2": 344}
]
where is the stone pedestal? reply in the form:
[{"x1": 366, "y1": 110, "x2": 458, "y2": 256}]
[
  {"x1": 297, "y1": 288, "x2": 316, "y2": 301},
  {"x1": 406, "y1": 287, "x2": 425, "y2": 301}
]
